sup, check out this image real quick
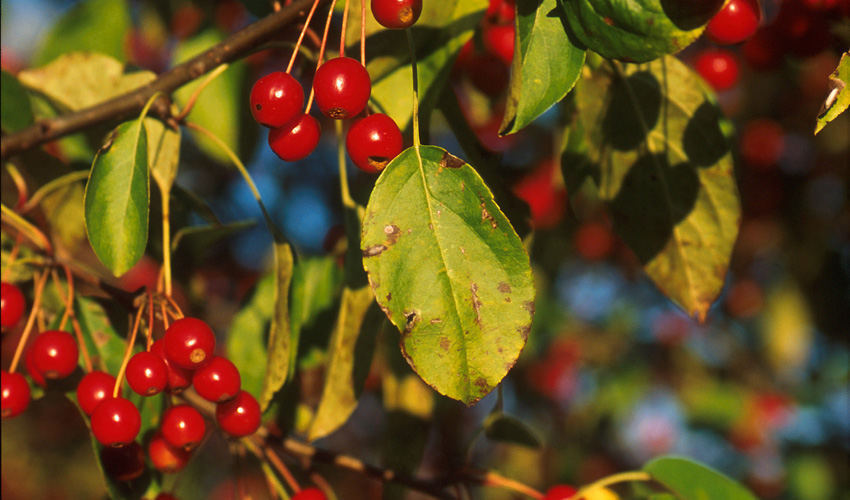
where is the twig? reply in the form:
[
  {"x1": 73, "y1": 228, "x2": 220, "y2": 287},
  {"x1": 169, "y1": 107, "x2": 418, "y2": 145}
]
[{"x1": 0, "y1": 0, "x2": 330, "y2": 160}]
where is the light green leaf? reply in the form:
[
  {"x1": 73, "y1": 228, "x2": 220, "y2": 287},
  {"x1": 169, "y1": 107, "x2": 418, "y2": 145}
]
[
  {"x1": 35, "y1": 0, "x2": 130, "y2": 66},
  {"x1": 484, "y1": 412, "x2": 541, "y2": 448},
  {"x1": 146, "y1": 117, "x2": 181, "y2": 195},
  {"x1": 361, "y1": 145, "x2": 535, "y2": 405},
  {"x1": 562, "y1": 0, "x2": 723, "y2": 63},
  {"x1": 815, "y1": 51, "x2": 850, "y2": 135},
  {"x1": 227, "y1": 274, "x2": 276, "y2": 399},
  {"x1": 84, "y1": 119, "x2": 150, "y2": 276},
  {"x1": 259, "y1": 241, "x2": 295, "y2": 411},
  {"x1": 173, "y1": 29, "x2": 246, "y2": 163},
  {"x1": 575, "y1": 57, "x2": 739, "y2": 321},
  {"x1": 289, "y1": 257, "x2": 344, "y2": 378},
  {"x1": 501, "y1": 0, "x2": 585, "y2": 135},
  {"x1": 0, "y1": 70, "x2": 34, "y2": 133},
  {"x1": 645, "y1": 456, "x2": 759, "y2": 500}
]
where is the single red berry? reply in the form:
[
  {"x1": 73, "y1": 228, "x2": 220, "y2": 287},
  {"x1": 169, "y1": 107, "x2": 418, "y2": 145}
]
[
  {"x1": 151, "y1": 339, "x2": 194, "y2": 393},
  {"x1": 126, "y1": 351, "x2": 168, "y2": 396},
  {"x1": 484, "y1": 24, "x2": 515, "y2": 66},
  {"x1": 1, "y1": 370, "x2": 31, "y2": 419},
  {"x1": 31, "y1": 330, "x2": 79, "y2": 379},
  {"x1": 346, "y1": 113, "x2": 404, "y2": 173},
  {"x1": 216, "y1": 390, "x2": 261, "y2": 438},
  {"x1": 575, "y1": 222, "x2": 615, "y2": 261},
  {"x1": 100, "y1": 441, "x2": 146, "y2": 481},
  {"x1": 313, "y1": 57, "x2": 371, "y2": 119},
  {"x1": 148, "y1": 431, "x2": 191, "y2": 473},
  {"x1": 1, "y1": 282, "x2": 26, "y2": 328},
  {"x1": 694, "y1": 48, "x2": 740, "y2": 91},
  {"x1": 514, "y1": 159, "x2": 567, "y2": 229},
  {"x1": 371, "y1": 0, "x2": 422, "y2": 29},
  {"x1": 250, "y1": 71, "x2": 305, "y2": 128},
  {"x1": 161, "y1": 404, "x2": 206, "y2": 451},
  {"x1": 293, "y1": 487, "x2": 328, "y2": 500},
  {"x1": 25, "y1": 346, "x2": 46, "y2": 387},
  {"x1": 740, "y1": 118, "x2": 784, "y2": 170},
  {"x1": 76, "y1": 370, "x2": 117, "y2": 416},
  {"x1": 268, "y1": 113, "x2": 322, "y2": 162},
  {"x1": 91, "y1": 397, "x2": 142, "y2": 446},
  {"x1": 163, "y1": 317, "x2": 216, "y2": 369},
  {"x1": 544, "y1": 484, "x2": 578, "y2": 500},
  {"x1": 193, "y1": 356, "x2": 241, "y2": 403},
  {"x1": 705, "y1": 0, "x2": 761, "y2": 45}
]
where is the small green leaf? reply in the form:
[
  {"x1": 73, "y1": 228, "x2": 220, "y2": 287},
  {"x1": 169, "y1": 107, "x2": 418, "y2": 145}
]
[
  {"x1": 361, "y1": 145, "x2": 535, "y2": 405},
  {"x1": 227, "y1": 274, "x2": 276, "y2": 399},
  {"x1": 644, "y1": 456, "x2": 759, "y2": 500},
  {"x1": 74, "y1": 296, "x2": 127, "y2": 375},
  {"x1": 84, "y1": 119, "x2": 150, "y2": 276},
  {"x1": 146, "y1": 117, "x2": 181, "y2": 195},
  {"x1": 484, "y1": 412, "x2": 541, "y2": 448},
  {"x1": 501, "y1": 0, "x2": 585, "y2": 135},
  {"x1": 0, "y1": 70, "x2": 34, "y2": 133},
  {"x1": 562, "y1": 0, "x2": 723, "y2": 63},
  {"x1": 289, "y1": 257, "x2": 344, "y2": 378},
  {"x1": 575, "y1": 57, "x2": 739, "y2": 321},
  {"x1": 815, "y1": 51, "x2": 850, "y2": 135},
  {"x1": 34, "y1": 0, "x2": 130, "y2": 66},
  {"x1": 259, "y1": 241, "x2": 295, "y2": 411}
]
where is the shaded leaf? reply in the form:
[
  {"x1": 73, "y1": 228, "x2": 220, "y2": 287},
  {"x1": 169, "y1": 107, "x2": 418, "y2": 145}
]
[
  {"x1": 815, "y1": 51, "x2": 850, "y2": 135},
  {"x1": 0, "y1": 70, "x2": 34, "y2": 133},
  {"x1": 84, "y1": 119, "x2": 150, "y2": 276},
  {"x1": 74, "y1": 296, "x2": 127, "y2": 375},
  {"x1": 561, "y1": 0, "x2": 722, "y2": 63},
  {"x1": 501, "y1": 0, "x2": 585, "y2": 135},
  {"x1": 34, "y1": 0, "x2": 130, "y2": 66},
  {"x1": 484, "y1": 412, "x2": 541, "y2": 448},
  {"x1": 227, "y1": 274, "x2": 276, "y2": 399},
  {"x1": 575, "y1": 57, "x2": 739, "y2": 321},
  {"x1": 259, "y1": 241, "x2": 295, "y2": 411},
  {"x1": 361, "y1": 145, "x2": 534, "y2": 405},
  {"x1": 171, "y1": 219, "x2": 256, "y2": 253},
  {"x1": 644, "y1": 456, "x2": 759, "y2": 500}
]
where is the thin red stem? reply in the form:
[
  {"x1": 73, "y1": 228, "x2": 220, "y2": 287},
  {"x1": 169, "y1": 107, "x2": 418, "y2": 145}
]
[
  {"x1": 340, "y1": 0, "x2": 351, "y2": 57},
  {"x1": 287, "y1": 0, "x2": 323, "y2": 73},
  {"x1": 113, "y1": 305, "x2": 146, "y2": 398},
  {"x1": 8, "y1": 270, "x2": 50, "y2": 373},
  {"x1": 306, "y1": 0, "x2": 340, "y2": 112}
]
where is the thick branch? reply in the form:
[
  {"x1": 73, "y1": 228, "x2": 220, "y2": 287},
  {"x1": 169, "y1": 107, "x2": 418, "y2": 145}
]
[{"x1": 0, "y1": 0, "x2": 328, "y2": 161}]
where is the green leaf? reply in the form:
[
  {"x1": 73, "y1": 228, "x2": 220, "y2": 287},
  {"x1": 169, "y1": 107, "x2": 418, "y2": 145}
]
[
  {"x1": 815, "y1": 51, "x2": 850, "y2": 135},
  {"x1": 19, "y1": 52, "x2": 157, "y2": 112},
  {"x1": 84, "y1": 119, "x2": 150, "y2": 276},
  {"x1": 361, "y1": 145, "x2": 535, "y2": 405},
  {"x1": 350, "y1": 0, "x2": 486, "y2": 133},
  {"x1": 74, "y1": 296, "x2": 127, "y2": 375},
  {"x1": 258, "y1": 241, "x2": 295, "y2": 411},
  {"x1": 34, "y1": 0, "x2": 130, "y2": 66},
  {"x1": 289, "y1": 257, "x2": 344, "y2": 378},
  {"x1": 146, "y1": 117, "x2": 181, "y2": 195},
  {"x1": 644, "y1": 456, "x2": 759, "y2": 500},
  {"x1": 227, "y1": 274, "x2": 276, "y2": 399},
  {"x1": 173, "y1": 29, "x2": 246, "y2": 163},
  {"x1": 171, "y1": 220, "x2": 256, "y2": 253},
  {"x1": 484, "y1": 412, "x2": 541, "y2": 448},
  {"x1": 501, "y1": 0, "x2": 585, "y2": 135},
  {"x1": 575, "y1": 57, "x2": 739, "y2": 321},
  {"x1": 0, "y1": 70, "x2": 34, "y2": 133},
  {"x1": 561, "y1": 0, "x2": 722, "y2": 63}
]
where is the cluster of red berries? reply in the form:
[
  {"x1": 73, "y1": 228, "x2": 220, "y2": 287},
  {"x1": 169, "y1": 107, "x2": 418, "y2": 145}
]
[
  {"x1": 692, "y1": 0, "x2": 761, "y2": 92},
  {"x1": 454, "y1": 0, "x2": 515, "y2": 99},
  {"x1": 250, "y1": 0, "x2": 422, "y2": 173}
]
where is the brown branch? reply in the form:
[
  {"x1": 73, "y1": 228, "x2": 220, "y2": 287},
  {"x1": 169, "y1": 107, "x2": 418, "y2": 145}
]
[{"x1": 0, "y1": 0, "x2": 329, "y2": 161}]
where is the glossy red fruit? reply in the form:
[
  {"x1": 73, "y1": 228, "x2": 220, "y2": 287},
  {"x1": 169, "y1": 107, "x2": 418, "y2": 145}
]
[
  {"x1": 694, "y1": 48, "x2": 740, "y2": 91},
  {"x1": 163, "y1": 317, "x2": 216, "y2": 369},
  {"x1": 705, "y1": 0, "x2": 761, "y2": 45},
  {"x1": 216, "y1": 390, "x2": 261, "y2": 438},
  {"x1": 193, "y1": 356, "x2": 241, "y2": 403},
  {"x1": 544, "y1": 484, "x2": 578, "y2": 500},
  {"x1": 250, "y1": 71, "x2": 305, "y2": 128},
  {"x1": 151, "y1": 339, "x2": 194, "y2": 393},
  {"x1": 31, "y1": 330, "x2": 79, "y2": 379},
  {"x1": 346, "y1": 113, "x2": 404, "y2": 173},
  {"x1": 1, "y1": 370, "x2": 30, "y2": 418},
  {"x1": 268, "y1": 113, "x2": 322, "y2": 162},
  {"x1": 100, "y1": 441, "x2": 145, "y2": 481},
  {"x1": 313, "y1": 57, "x2": 371, "y2": 119},
  {"x1": 76, "y1": 370, "x2": 117, "y2": 416},
  {"x1": 371, "y1": 0, "x2": 422, "y2": 29},
  {"x1": 293, "y1": 487, "x2": 328, "y2": 500},
  {"x1": 161, "y1": 404, "x2": 206, "y2": 451},
  {"x1": 148, "y1": 431, "x2": 191, "y2": 473},
  {"x1": 126, "y1": 351, "x2": 168, "y2": 396},
  {"x1": 1, "y1": 282, "x2": 26, "y2": 328},
  {"x1": 484, "y1": 24, "x2": 515, "y2": 66},
  {"x1": 91, "y1": 397, "x2": 142, "y2": 446}
]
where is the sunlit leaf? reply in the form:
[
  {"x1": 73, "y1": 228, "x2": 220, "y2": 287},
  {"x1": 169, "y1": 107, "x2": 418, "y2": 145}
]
[
  {"x1": 575, "y1": 57, "x2": 739, "y2": 321},
  {"x1": 0, "y1": 70, "x2": 34, "y2": 133},
  {"x1": 146, "y1": 117, "x2": 181, "y2": 195},
  {"x1": 34, "y1": 0, "x2": 130, "y2": 66},
  {"x1": 644, "y1": 456, "x2": 759, "y2": 500},
  {"x1": 760, "y1": 280, "x2": 814, "y2": 380},
  {"x1": 259, "y1": 241, "x2": 295, "y2": 411},
  {"x1": 84, "y1": 119, "x2": 150, "y2": 276},
  {"x1": 362, "y1": 145, "x2": 534, "y2": 404},
  {"x1": 815, "y1": 51, "x2": 850, "y2": 135},
  {"x1": 227, "y1": 274, "x2": 275, "y2": 399}
]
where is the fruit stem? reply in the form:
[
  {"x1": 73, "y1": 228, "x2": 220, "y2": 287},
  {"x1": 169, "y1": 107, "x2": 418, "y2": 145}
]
[
  {"x1": 4, "y1": 163, "x2": 28, "y2": 210},
  {"x1": 161, "y1": 184, "x2": 173, "y2": 298},
  {"x1": 52, "y1": 266, "x2": 92, "y2": 373},
  {"x1": 258, "y1": 458, "x2": 290, "y2": 500},
  {"x1": 360, "y1": 0, "x2": 367, "y2": 66},
  {"x1": 340, "y1": 0, "x2": 351, "y2": 57},
  {"x1": 336, "y1": 120, "x2": 356, "y2": 209},
  {"x1": 262, "y1": 441, "x2": 302, "y2": 493},
  {"x1": 174, "y1": 65, "x2": 228, "y2": 122},
  {"x1": 307, "y1": 0, "x2": 340, "y2": 113},
  {"x1": 8, "y1": 269, "x2": 50, "y2": 373},
  {"x1": 0, "y1": 203, "x2": 53, "y2": 254},
  {"x1": 20, "y1": 171, "x2": 89, "y2": 215},
  {"x1": 113, "y1": 305, "x2": 146, "y2": 398},
  {"x1": 405, "y1": 28, "x2": 421, "y2": 149},
  {"x1": 286, "y1": 0, "x2": 322, "y2": 73},
  {"x1": 572, "y1": 471, "x2": 652, "y2": 499},
  {"x1": 1, "y1": 234, "x2": 23, "y2": 282},
  {"x1": 146, "y1": 292, "x2": 155, "y2": 350},
  {"x1": 479, "y1": 470, "x2": 544, "y2": 500}
]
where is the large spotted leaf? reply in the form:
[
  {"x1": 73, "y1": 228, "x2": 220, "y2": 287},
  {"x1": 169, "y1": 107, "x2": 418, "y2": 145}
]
[{"x1": 361, "y1": 145, "x2": 534, "y2": 405}]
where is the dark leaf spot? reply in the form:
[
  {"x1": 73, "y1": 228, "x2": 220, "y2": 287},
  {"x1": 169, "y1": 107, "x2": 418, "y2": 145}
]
[
  {"x1": 439, "y1": 151, "x2": 466, "y2": 169},
  {"x1": 497, "y1": 282, "x2": 511, "y2": 293},
  {"x1": 363, "y1": 244, "x2": 388, "y2": 257}
]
